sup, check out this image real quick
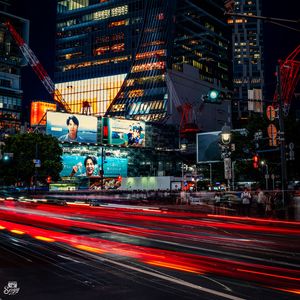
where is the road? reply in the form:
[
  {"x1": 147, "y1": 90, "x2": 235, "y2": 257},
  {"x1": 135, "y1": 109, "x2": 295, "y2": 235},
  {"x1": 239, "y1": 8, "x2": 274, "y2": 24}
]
[{"x1": 0, "y1": 198, "x2": 299, "y2": 299}]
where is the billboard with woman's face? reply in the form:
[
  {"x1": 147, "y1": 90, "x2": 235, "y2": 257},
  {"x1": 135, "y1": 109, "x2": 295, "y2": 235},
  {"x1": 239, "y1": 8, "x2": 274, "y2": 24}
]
[{"x1": 46, "y1": 111, "x2": 98, "y2": 144}]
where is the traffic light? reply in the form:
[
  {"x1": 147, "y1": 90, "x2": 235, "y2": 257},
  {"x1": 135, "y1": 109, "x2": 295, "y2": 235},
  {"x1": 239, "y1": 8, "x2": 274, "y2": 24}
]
[
  {"x1": 202, "y1": 89, "x2": 226, "y2": 104},
  {"x1": 2, "y1": 152, "x2": 13, "y2": 162},
  {"x1": 253, "y1": 155, "x2": 259, "y2": 169}
]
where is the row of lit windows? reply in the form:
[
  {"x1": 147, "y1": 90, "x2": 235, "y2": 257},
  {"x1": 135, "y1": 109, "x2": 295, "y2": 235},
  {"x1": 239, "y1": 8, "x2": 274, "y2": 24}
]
[
  {"x1": 227, "y1": 19, "x2": 248, "y2": 24},
  {"x1": 95, "y1": 33, "x2": 124, "y2": 44},
  {"x1": 237, "y1": 60, "x2": 260, "y2": 65},
  {"x1": 127, "y1": 100, "x2": 166, "y2": 115},
  {"x1": 62, "y1": 55, "x2": 131, "y2": 71},
  {"x1": 88, "y1": 5, "x2": 128, "y2": 22},
  {"x1": 0, "y1": 95, "x2": 21, "y2": 106},
  {"x1": 57, "y1": 0, "x2": 88, "y2": 12},
  {"x1": 126, "y1": 75, "x2": 164, "y2": 87},
  {"x1": 57, "y1": 18, "x2": 129, "y2": 39},
  {"x1": 135, "y1": 49, "x2": 166, "y2": 60},
  {"x1": 125, "y1": 87, "x2": 166, "y2": 99},
  {"x1": 94, "y1": 43, "x2": 125, "y2": 55},
  {"x1": 132, "y1": 113, "x2": 167, "y2": 122},
  {"x1": 132, "y1": 61, "x2": 165, "y2": 73},
  {"x1": 0, "y1": 110, "x2": 21, "y2": 120},
  {"x1": 234, "y1": 78, "x2": 262, "y2": 84}
]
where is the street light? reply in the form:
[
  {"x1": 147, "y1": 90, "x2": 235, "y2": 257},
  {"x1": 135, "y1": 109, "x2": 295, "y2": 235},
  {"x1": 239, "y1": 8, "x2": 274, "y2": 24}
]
[
  {"x1": 221, "y1": 124, "x2": 231, "y2": 145},
  {"x1": 220, "y1": 124, "x2": 232, "y2": 190}
]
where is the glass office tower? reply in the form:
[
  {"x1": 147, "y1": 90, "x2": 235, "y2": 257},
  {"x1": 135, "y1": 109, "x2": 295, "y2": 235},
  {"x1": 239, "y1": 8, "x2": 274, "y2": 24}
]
[
  {"x1": 228, "y1": 0, "x2": 264, "y2": 121},
  {"x1": 55, "y1": 0, "x2": 230, "y2": 122}
]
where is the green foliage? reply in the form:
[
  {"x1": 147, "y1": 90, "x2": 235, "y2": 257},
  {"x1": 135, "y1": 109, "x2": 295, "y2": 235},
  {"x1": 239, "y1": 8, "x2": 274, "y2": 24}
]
[{"x1": 0, "y1": 133, "x2": 63, "y2": 186}]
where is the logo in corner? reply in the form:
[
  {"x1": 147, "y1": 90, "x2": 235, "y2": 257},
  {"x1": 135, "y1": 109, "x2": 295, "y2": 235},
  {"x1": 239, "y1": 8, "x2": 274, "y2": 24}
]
[{"x1": 3, "y1": 281, "x2": 20, "y2": 296}]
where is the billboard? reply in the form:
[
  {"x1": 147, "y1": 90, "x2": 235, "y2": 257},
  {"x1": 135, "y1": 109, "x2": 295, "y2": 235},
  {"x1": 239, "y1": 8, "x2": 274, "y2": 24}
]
[
  {"x1": 196, "y1": 131, "x2": 222, "y2": 163},
  {"x1": 46, "y1": 111, "x2": 98, "y2": 144},
  {"x1": 101, "y1": 117, "x2": 145, "y2": 147},
  {"x1": 30, "y1": 101, "x2": 56, "y2": 126},
  {"x1": 60, "y1": 154, "x2": 128, "y2": 178}
]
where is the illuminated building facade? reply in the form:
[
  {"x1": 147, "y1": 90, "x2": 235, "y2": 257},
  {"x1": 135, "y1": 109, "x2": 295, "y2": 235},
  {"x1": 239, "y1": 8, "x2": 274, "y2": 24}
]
[
  {"x1": 0, "y1": 2, "x2": 29, "y2": 136},
  {"x1": 227, "y1": 0, "x2": 265, "y2": 122},
  {"x1": 55, "y1": 0, "x2": 231, "y2": 123}
]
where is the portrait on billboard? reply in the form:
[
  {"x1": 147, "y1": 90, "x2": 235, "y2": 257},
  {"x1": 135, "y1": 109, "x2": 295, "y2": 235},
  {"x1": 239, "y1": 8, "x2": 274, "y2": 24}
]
[
  {"x1": 102, "y1": 117, "x2": 145, "y2": 147},
  {"x1": 60, "y1": 154, "x2": 128, "y2": 178},
  {"x1": 46, "y1": 111, "x2": 97, "y2": 144}
]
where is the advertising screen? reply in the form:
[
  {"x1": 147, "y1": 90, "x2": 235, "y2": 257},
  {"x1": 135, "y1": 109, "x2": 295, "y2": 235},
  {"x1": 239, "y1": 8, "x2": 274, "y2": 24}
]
[
  {"x1": 30, "y1": 101, "x2": 56, "y2": 126},
  {"x1": 60, "y1": 154, "x2": 128, "y2": 178},
  {"x1": 102, "y1": 117, "x2": 145, "y2": 147},
  {"x1": 196, "y1": 131, "x2": 222, "y2": 163},
  {"x1": 46, "y1": 111, "x2": 98, "y2": 144}
]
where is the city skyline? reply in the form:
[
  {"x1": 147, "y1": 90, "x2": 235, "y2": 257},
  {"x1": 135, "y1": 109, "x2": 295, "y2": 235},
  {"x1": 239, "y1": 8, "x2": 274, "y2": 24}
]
[{"x1": 10, "y1": 0, "x2": 300, "y2": 117}]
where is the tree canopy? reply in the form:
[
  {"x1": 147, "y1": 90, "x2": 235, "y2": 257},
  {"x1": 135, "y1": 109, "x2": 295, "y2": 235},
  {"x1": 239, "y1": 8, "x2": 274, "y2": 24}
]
[{"x1": 0, "y1": 133, "x2": 63, "y2": 186}]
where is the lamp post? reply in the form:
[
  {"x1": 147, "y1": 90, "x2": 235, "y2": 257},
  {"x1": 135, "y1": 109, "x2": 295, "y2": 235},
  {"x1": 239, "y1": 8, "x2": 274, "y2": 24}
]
[
  {"x1": 276, "y1": 64, "x2": 287, "y2": 206},
  {"x1": 220, "y1": 124, "x2": 232, "y2": 191},
  {"x1": 209, "y1": 163, "x2": 212, "y2": 187},
  {"x1": 232, "y1": 161, "x2": 236, "y2": 191}
]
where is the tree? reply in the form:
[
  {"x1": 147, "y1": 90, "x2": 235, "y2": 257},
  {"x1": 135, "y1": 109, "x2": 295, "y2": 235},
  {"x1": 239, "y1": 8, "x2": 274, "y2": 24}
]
[{"x1": 0, "y1": 133, "x2": 63, "y2": 186}]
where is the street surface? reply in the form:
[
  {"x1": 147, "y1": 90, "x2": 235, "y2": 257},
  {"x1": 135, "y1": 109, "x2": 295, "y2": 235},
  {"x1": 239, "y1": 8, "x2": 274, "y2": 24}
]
[{"x1": 0, "y1": 197, "x2": 299, "y2": 299}]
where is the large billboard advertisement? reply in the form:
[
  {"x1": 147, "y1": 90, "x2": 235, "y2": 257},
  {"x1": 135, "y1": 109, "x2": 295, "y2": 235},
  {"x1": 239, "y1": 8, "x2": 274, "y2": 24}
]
[
  {"x1": 196, "y1": 131, "x2": 222, "y2": 163},
  {"x1": 102, "y1": 117, "x2": 145, "y2": 147},
  {"x1": 46, "y1": 111, "x2": 98, "y2": 144},
  {"x1": 60, "y1": 154, "x2": 128, "y2": 178},
  {"x1": 30, "y1": 101, "x2": 56, "y2": 126}
]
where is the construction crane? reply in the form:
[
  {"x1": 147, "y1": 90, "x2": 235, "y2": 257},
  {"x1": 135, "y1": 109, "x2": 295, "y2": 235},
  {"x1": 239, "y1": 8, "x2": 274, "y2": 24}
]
[
  {"x1": 165, "y1": 73, "x2": 200, "y2": 139},
  {"x1": 273, "y1": 44, "x2": 300, "y2": 115},
  {"x1": 3, "y1": 21, "x2": 71, "y2": 113}
]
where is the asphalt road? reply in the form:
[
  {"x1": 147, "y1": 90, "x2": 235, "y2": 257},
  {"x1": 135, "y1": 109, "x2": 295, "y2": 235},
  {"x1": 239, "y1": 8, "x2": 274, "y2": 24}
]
[{"x1": 0, "y1": 200, "x2": 299, "y2": 300}]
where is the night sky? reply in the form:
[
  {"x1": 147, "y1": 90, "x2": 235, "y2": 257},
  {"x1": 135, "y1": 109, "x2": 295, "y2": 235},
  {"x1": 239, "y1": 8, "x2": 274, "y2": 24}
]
[{"x1": 9, "y1": 0, "x2": 300, "y2": 120}]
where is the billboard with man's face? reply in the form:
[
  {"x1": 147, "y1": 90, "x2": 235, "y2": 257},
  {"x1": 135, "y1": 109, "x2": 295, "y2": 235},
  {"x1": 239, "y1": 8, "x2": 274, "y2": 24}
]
[
  {"x1": 46, "y1": 111, "x2": 98, "y2": 144},
  {"x1": 60, "y1": 154, "x2": 128, "y2": 178},
  {"x1": 101, "y1": 117, "x2": 145, "y2": 147}
]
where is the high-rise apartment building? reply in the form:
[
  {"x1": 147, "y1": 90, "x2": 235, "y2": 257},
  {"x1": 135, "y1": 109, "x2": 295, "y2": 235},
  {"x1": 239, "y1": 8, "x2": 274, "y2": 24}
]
[
  {"x1": 227, "y1": 0, "x2": 264, "y2": 122},
  {"x1": 0, "y1": 1, "x2": 29, "y2": 136},
  {"x1": 55, "y1": 0, "x2": 231, "y2": 125}
]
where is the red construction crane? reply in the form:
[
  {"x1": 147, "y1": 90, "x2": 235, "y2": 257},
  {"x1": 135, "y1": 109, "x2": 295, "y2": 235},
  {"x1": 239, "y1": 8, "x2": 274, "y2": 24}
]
[
  {"x1": 3, "y1": 21, "x2": 71, "y2": 113},
  {"x1": 274, "y1": 44, "x2": 300, "y2": 114}
]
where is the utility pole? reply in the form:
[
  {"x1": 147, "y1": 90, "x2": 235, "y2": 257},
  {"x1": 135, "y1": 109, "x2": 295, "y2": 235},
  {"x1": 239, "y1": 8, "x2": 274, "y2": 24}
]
[
  {"x1": 100, "y1": 147, "x2": 105, "y2": 190},
  {"x1": 276, "y1": 64, "x2": 288, "y2": 206}
]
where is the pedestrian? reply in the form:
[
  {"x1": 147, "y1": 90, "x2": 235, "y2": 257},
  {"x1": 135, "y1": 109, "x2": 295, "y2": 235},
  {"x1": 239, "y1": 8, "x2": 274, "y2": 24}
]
[
  {"x1": 241, "y1": 187, "x2": 252, "y2": 216},
  {"x1": 214, "y1": 192, "x2": 221, "y2": 214},
  {"x1": 256, "y1": 187, "x2": 266, "y2": 217},
  {"x1": 265, "y1": 192, "x2": 274, "y2": 218}
]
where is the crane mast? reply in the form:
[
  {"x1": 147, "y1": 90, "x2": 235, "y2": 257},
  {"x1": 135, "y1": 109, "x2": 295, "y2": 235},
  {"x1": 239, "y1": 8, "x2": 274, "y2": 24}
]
[{"x1": 4, "y1": 21, "x2": 71, "y2": 113}]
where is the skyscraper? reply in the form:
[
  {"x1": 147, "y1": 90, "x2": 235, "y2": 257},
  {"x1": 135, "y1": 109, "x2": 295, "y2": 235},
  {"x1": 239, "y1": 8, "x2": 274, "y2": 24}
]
[
  {"x1": 227, "y1": 0, "x2": 264, "y2": 122},
  {"x1": 55, "y1": 0, "x2": 231, "y2": 125},
  {"x1": 0, "y1": 1, "x2": 29, "y2": 136}
]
